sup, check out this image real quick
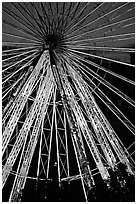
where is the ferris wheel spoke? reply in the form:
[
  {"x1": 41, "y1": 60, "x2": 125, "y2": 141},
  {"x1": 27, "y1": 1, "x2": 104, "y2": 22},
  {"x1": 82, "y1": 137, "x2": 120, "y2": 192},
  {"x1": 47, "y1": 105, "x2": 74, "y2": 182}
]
[
  {"x1": 56, "y1": 2, "x2": 65, "y2": 31},
  {"x1": 109, "y1": 4, "x2": 135, "y2": 22},
  {"x1": 2, "y1": 56, "x2": 37, "y2": 85},
  {"x1": 68, "y1": 63, "x2": 134, "y2": 167},
  {"x1": 65, "y1": 56, "x2": 135, "y2": 135},
  {"x1": 13, "y1": 2, "x2": 47, "y2": 39},
  {"x1": 2, "y1": 49, "x2": 38, "y2": 63},
  {"x1": 3, "y1": 66, "x2": 34, "y2": 117},
  {"x1": 46, "y1": 87, "x2": 56, "y2": 179},
  {"x1": 55, "y1": 101, "x2": 61, "y2": 183},
  {"x1": 30, "y1": 3, "x2": 49, "y2": 37},
  {"x1": 3, "y1": 65, "x2": 54, "y2": 189},
  {"x1": 11, "y1": 2, "x2": 43, "y2": 33},
  {"x1": 3, "y1": 68, "x2": 28, "y2": 88},
  {"x1": 65, "y1": 63, "x2": 134, "y2": 174},
  {"x1": 2, "y1": 41, "x2": 41, "y2": 47},
  {"x1": 40, "y1": 3, "x2": 53, "y2": 34},
  {"x1": 65, "y1": 2, "x2": 114, "y2": 39},
  {"x1": 66, "y1": 16, "x2": 134, "y2": 42},
  {"x1": 66, "y1": 2, "x2": 80, "y2": 19},
  {"x1": 38, "y1": 4, "x2": 50, "y2": 34},
  {"x1": 61, "y1": 2, "x2": 76, "y2": 30},
  {"x1": 18, "y1": 2, "x2": 48, "y2": 40},
  {"x1": 3, "y1": 32, "x2": 41, "y2": 44},
  {"x1": 67, "y1": 48, "x2": 134, "y2": 68},
  {"x1": 87, "y1": 76, "x2": 134, "y2": 135},
  {"x1": 64, "y1": 2, "x2": 89, "y2": 32},
  {"x1": 44, "y1": 3, "x2": 57, "y2": 33},
  {"x1": 68, "y1": 46, "x2": 135, "y2": 53},
  {"x1": 70, "y1": 3, "x2": 134, "y2": 40},
  {"x1": 49, "y1": 2, "x2": 54, "y2": 16},
  {"x1": 3, "y1": 19, "x2": 43, "y2": 42},
  {"x1": 9, "y1": 82, "x2": 54, "y2": 202},
  {"x1": 67, "y1": 51, "x2": 135, "y2": 107},
  {"x1": 3, "y1": 5, "x2": 43, "y2": 41},
  {"x1": 2, "y1": 52, "x2": 50, "y2": 155},
  {"x1": 71, "y1": 132, "x2": 89, "y2": 202},
  {"x1": 65, "y1": 2, "x2": 129, "y2": 38},
  {"x1": 36, "y1": 116, "x2": 45, "y2": 179},
  {"x1": 127, "y1": 142, "x2": 135, "y2": 152},
  {"x1": 66, "y1": 66, "x2": 117, "y2": 169},
  {"x1": 52, "y1": 4, "x2": 60, "y2": 31},
  {"x1": 57, "y1": 60, "x2": 110, "y2": 182},
  {"x1": 42, "y1": 2, "x2": 58, "y2": 34},
  {"x1": 8, "y1": 131, "x2": 31, "y2": 201},
  {"x1": 64, "y1": 111, "x2": 70, "y2": 178},
  {"x1": 65, "y1": 2, "x2": 104, "y2": 36},
  {"x1": 11, "y1": 2, "x2": 43, "y2": 34},
  {"x1": 65, "y1": 59, "x2": 134, "y2": 169},
  {"x1": 66, "y1": 33, "x2": 134, "y2": 46},
  {"x1": 68, "y1": 51, "x2": 134, "y2": 85},
  {"x1": 63, "y1": 93, "x2": 96, "y2": 200},
  {"x1": 2, "y1": 73, "x2": 25, "y2": 99},
  {"x1": 64, "y1": 36, "x2": 135, "y2": 53},
  {"x1": 2, "y1": 45, "x2": 40, "y2": 56},
  {"x1": 63, "y1": 3, "x2": 76, "y2": 31},
  {"x1": 2, "y1": 51, "x2": 37, "y2": 73}
]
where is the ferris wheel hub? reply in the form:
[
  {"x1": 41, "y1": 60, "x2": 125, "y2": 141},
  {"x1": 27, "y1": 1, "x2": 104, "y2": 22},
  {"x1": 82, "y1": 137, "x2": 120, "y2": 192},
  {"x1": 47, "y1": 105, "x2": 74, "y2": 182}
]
[{"x1": 44, "y1": 33, "x2": 64, "y2": 51}]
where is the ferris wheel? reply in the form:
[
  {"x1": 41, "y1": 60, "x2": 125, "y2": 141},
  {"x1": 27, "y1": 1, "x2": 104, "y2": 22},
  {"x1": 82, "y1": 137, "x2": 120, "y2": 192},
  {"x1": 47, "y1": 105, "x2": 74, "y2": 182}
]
[{"x1": 2, "y1": 2, "x2": 135, "y2": 202}]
